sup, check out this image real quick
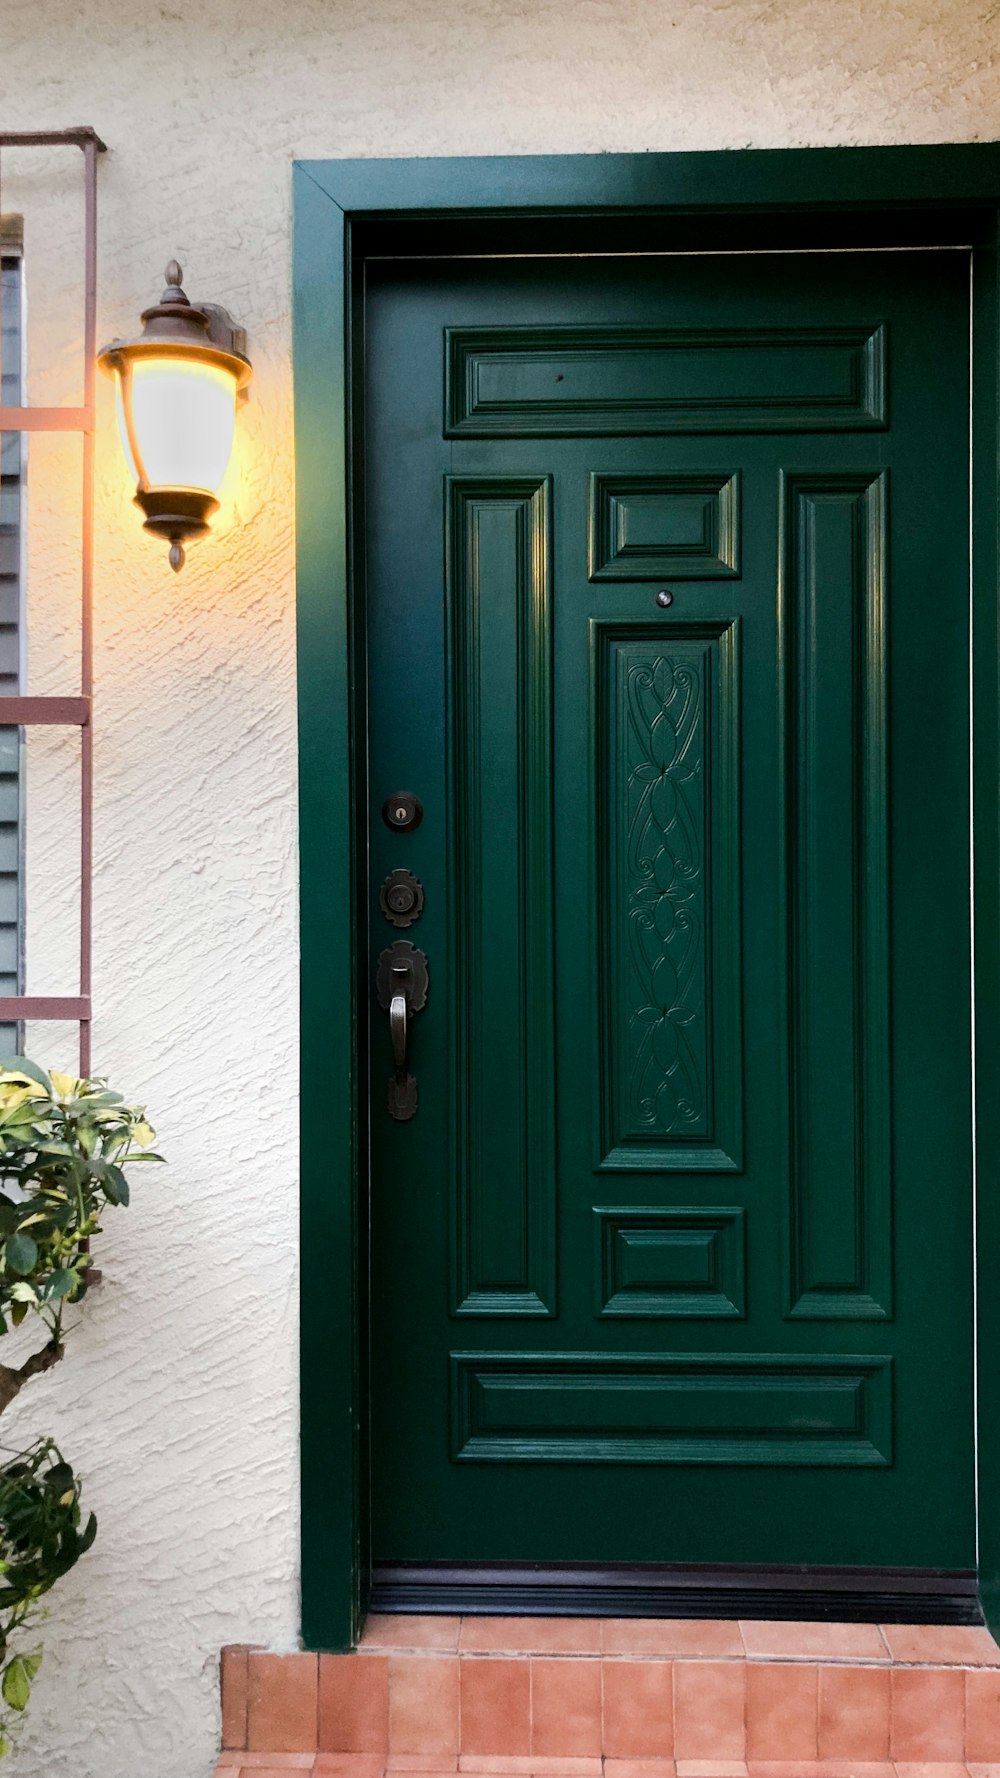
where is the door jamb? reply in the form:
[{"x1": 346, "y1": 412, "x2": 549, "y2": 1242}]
[{"x1": 293, "y1": 144, "x2": 1000, "y2": 1651}]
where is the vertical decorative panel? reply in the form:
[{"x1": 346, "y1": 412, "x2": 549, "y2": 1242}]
[
  {"x1": 593, "y1": 621, "x2": 742, "y2": 1172},
  {"x1": 447, "y1": 478, "x2": 556, "y2": 1315},
  {"x1": 781, "y1": 471, "x2": 891, "y2": 1320}
]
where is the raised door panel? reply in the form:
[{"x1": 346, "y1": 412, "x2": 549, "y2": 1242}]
[
  {"x1": 592, "y1": 621, "x2": 742, "y2": 1171},
  {"x1": 447, "y1": 324, "x2": 887, "y2": 436},
  {"x1": 451, "y1": 1351, "x2": 892, "y2": 1465},
  {"x1": 588, "y1": 471, "x2": 741, "y2": 580},
  {"x1": 446, "y1": 477, "x2": 557, "y2": 1316},
  {"x1": 593, "y1": 1205, "x2": 746, "y2": 1318},
  {"x1": 779, "y1": 471, "x2": 891, "y2": 1320}
]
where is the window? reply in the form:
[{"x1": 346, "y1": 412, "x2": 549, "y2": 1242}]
[{"x1": 0, "y1": 225, "x2": 25, "y2": 1054}]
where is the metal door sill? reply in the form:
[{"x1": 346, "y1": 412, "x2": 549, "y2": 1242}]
[{"x1": 369, "y1": 1560, "x2": 982, "y2": 1623}]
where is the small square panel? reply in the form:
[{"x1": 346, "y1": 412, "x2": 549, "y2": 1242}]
[
  {"x1": 588, "y1": 471, "x2": 740, "y2": 580},
  {"x1": 594, "y1": 1205, "x2": 745, "y2": 1317}
]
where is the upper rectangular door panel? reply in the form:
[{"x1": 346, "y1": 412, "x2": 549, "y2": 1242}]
[{"x1": 446, "y1": 323, "x2": 886, "y2": 436}]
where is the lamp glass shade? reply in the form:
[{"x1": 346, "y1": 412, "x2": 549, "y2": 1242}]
[{"x1": 116, "y1": 354, "x2": 238, "y2": 495}]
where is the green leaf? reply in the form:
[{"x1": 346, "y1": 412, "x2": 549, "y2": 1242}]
[
  {"x1": 43, "y1": 1268, "x2": 77, "y2": 1301},
  {"x1": 102, "y1": 1167, "x2": 130, "y2": 1207},
  {"x1": 2, "y1": 1657, "x2": 33, "y2": 1711},
  {"x1": 20, "y1": 1653, "x2": 41, "y2": 1683},
  {"x1": 9, "y1": 1300, "x2": 27, "y2": 1327},
  {"x1": 0, "y1": 1058, "x2": 52, "y2": 1096},
  {"x1": 3, "y1": 1233, "x2": 38, "y2": 1275}
]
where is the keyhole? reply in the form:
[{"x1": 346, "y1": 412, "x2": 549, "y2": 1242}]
[{"x1": 656, "y1": 589, "x2": 674, "y2": 609}]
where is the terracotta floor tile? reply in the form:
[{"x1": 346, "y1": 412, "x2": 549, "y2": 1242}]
[
  {"x1": 459, "y1": 1619, "x2": 602, "y2": 1655},
  {"x1": 740, "y1": 1623, "x2": 888, "y2": 1663},
  {"x1": 967, "y1": 1669, "x2": 1000, "y2": 1761},
  {"x1": 461, "y1": 1658, "x2": 530, "y2": 1756},
  {"x1": 234, "y1": 1767, "x2": 319, "y2": 1778},
  {"x1": 675, "y1": 1763, "x2": 748, "y2": 1777},
  {"x1": 459, "y1": 1760, "x2": 602, "y2": 1775},
  {"x1": 892, "y1": 1764, "x2": 971, "y2": 1778},
  {"x1": 227, "y1": 1763, "x2": 316, "y2": 1778},
  {"x1": 968, "y1": 1767, "x2": 1000, "y2": 1777},
  {"x1": 746, "y1": 1662, "x2": 817, "y2": 1761},
  {"x1": 882, "y1": 1625, "x2": 1000, "y2": 1667},
  {"x1": 808, "y1": 1766, "x2": 896, "y2": 1778},
  {"x1": 460, "y1": 1761, "x2": 532, "y2": 1773},
  {"x1": 603, "y1": 1659, "x2": 674, "y2": 1757},
  {"x1": 818, "y1": 1665, "x2": 891, "y2": 1761},
  {"x1": 530, "y1": 1659, "x2": 602, "y2": 1758},
  {"x1": 389, "y1": 1655, "x2": 461, "y2": 1756},
  {"x1": 223, "y1": 1646, "x2": 252, "y2": 1751},
  {"x1": 525, "y1": 1763, "x2": 603, "y2": 1776},
  {"x1": 247, "y1": 1655, "x2": 320, "y2": 1754},
  {"x1": 319, "y1": 1654, "x2": 389, "y2": 1754},
  {"x1": 388, "y1": 1760, "x2": 457, "y2": 1771},
  {"x1": 219, "y1": 1756, "x2": 316, "y2": 1770},
  {"x1": 364, "y1": 1617, "x2": 462, "y2": 1652},
  {"x1": 890, "y1": 1668, "x2": 965, "y2": 1762},
  {"x1": 604, "y1": 1761, "x2": 677, "y2": 1777},
  {"x1": 747, "y1": 1766, "x2": 895, "y2": 1778},
  {"x1": 673, "y1": 1664, "x2": 746, "y2": 1761},
  {"x1": 222, "y1": 1759, "x2": 317, "y2": 1771},
  {"x1": 314, "y1": 1759, "x2": 388, "y2": 1777},
  {"x1": 603, "y1": 1622, "x2": 743, "y2": 1659}
]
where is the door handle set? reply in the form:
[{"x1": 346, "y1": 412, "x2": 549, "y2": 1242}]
[{"x1": 376, "y1": 939, "x2": 429, "y2": 1121}]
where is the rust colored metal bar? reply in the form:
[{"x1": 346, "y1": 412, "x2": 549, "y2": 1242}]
[
  {"x1": 0, "y1": 127, "x2": 103, "y2": 1077},
  {"x1": 0, "y1": 405, "x2": 92, "y2": 432},
  {"x1": 0, "y1": 128, "x2": 107, "y2": 152},
  {"x1": 0, "y1": 997, "x2": 91, "y2": 1020},
  {"x1": 79, "y1": 133, "x2": 98, "y2": 1078},
  {"x1": 0, "y1": 697, "x2": 90, "y2": 725}
]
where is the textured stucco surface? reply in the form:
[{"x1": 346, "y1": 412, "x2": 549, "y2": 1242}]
[{"x1": 0, "y1": 0, "x2": 999, "y2": 1772}]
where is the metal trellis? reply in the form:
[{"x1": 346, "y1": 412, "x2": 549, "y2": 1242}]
[{"x1": 0, "y1": 126, "x2": 107, "y2": 1076}]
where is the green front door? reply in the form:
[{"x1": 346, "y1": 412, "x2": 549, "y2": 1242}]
[{"x1": 364, "y1": 248, "x2": 973, "y2": 1577}]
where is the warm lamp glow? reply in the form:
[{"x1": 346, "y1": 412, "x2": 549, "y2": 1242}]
[
  {"x1": 116, "y1": 357, "x2": 238, "y2": 496},
  {"x1": 98, "y1": 261, "x2": 250, "y2": 571}
]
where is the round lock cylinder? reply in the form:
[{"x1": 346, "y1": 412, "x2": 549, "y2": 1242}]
[
  {"x1": 379, "y1": 869, "x2": 425, "y2": 929},
  {"x1": 382, "y1": 791, "x2": 423, "y2": 832}
]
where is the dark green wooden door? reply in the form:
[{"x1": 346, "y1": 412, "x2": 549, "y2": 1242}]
[{"x1": 364, "y1": 249, "x2": 973, "y2": 1573}]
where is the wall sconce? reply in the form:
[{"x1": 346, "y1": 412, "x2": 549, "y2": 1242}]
[{"x1": 98, "y1": 262, "x2": 251, "y2": 571}]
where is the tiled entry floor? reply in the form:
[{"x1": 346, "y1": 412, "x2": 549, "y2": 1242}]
[{"x1": 215, "y1": 1617, "x2": 1000, "y2": 1778}]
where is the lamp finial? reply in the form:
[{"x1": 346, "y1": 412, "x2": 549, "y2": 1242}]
[{"x1": 159, "y1": 260, "x2": 191, "y2": 308}]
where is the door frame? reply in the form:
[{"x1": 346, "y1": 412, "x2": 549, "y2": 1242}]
[{"x1": 294, "y1": 144, "x2": 1000, "y2": 1651}]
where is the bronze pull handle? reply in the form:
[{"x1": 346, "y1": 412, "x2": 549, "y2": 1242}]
[
  {"x1": 390, "y1": 982, "x2": 408, "y2": 1080},
  {"x1": 376, "y1": 940, "x2": 429, "y2": 1122}
]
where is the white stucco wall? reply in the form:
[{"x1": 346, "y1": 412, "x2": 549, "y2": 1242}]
[{"x1": 0, "y1": 1, "x2": 998, "y2": 1772}]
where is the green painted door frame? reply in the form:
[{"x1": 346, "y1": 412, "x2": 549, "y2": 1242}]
[{"x1": 294, "y1": 143, "x2": 1000, "y2": 1652}]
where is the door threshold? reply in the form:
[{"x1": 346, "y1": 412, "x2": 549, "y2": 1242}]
[{"x1": 369, "y1": 1561, "x2": 982, "y2": 1624}]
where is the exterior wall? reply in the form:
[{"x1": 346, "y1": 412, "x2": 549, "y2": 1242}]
[{"x1": 0, "y1": 1, "x2": 998, "y2": 1773}]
